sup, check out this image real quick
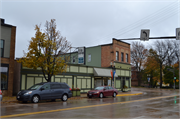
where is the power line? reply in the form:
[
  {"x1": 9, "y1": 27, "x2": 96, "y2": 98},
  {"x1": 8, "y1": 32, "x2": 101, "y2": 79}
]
[
  {"x1": 105, "y1": 3, "x2": 178, "y2": 41},
  {"x1": 84, "y1": 1, "x2": 178, "y2": 45}
]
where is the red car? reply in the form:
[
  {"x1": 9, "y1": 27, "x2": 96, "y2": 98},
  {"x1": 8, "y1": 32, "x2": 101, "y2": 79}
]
[
  {"x1": 0, "y1": 90, "x2": 2, "y2": 101},
  {"x1": 87, "y1": 86, "x2": 118, "y2": 98}
]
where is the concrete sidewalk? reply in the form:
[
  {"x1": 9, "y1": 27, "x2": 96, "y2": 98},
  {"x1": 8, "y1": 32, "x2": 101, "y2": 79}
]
[{"x1": 1, "y1": 91, "x2": 143, "y2": 104}]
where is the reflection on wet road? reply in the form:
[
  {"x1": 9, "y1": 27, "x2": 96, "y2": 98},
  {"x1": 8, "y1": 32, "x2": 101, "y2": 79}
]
[{"x1": 1, "y1": 88, "x2": 179, "y2": 118}]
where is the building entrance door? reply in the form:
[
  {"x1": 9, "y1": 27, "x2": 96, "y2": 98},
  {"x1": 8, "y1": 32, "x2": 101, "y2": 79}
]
[{"x1": 95, "y1": 77, "x2": 111, "y2": 88}]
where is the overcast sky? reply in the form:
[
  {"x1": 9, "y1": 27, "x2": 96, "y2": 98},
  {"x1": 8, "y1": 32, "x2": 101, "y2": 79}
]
[{"x1": 1, "y1": 0, "x2": 179, "y2": 58}]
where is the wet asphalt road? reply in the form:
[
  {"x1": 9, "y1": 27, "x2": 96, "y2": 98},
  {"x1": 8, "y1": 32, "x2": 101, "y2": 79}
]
[{"x1": 1, "y1": 88, "x2": 179, "y2": 118}]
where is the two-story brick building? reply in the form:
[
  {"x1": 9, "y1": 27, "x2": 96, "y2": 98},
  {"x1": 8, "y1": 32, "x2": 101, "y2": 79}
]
[{"x1": 0, "y1": 18, "x2": 16, "y2": 96}]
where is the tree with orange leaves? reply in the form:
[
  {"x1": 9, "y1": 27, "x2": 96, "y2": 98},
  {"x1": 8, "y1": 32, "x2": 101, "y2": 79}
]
[
  {"x1": 143, "y1": 54, "x2": 160, "y2": 87},
  {"x1": 18, "y1": 19, "x2": 71, "y2": 82}
]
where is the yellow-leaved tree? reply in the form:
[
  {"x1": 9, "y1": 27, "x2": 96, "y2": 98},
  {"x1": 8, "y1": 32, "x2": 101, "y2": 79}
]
[{"x1": 18, "y1": 19, "x2": 71, "y2": 82}]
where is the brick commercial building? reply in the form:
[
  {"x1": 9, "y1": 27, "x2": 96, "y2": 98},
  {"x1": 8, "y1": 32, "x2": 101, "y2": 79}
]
[
  {"x1": 101, "y1": 38, "x2": 131, "y2": 68},
  {"x1": 0, "y1": 18, "x2": 16, "y2": 96}
]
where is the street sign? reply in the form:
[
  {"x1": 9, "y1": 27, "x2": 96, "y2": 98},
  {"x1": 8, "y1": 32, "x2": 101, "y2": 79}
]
[
  {"x1": 140, "y1": 29, "x2": 150, "y2": 41},
  {"x1": 176, "y1": 28, "x2": 180, "y2": 40}
]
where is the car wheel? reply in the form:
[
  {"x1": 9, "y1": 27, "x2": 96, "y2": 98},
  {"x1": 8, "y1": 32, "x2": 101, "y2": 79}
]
[
  {"x1": 61, "y1": 94, "x2": 68, "y2": 101},
  {"x1": 113, "y1": 92, "x2": 116, "y2": 97},
  {"x1": 31, "y1": 95, "x2": 39, "y2": 103},
  {"x1": 99, "y1": 93, "x2": 103, "y2": 98}
]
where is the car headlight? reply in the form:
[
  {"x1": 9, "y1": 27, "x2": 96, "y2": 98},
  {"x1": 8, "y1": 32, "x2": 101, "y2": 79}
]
[{"x1": 24, "y1": 91, "x2": 32, "y2": 95}]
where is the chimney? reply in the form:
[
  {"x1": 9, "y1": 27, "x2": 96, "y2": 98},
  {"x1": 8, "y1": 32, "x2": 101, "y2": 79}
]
[{"x1": 1, "y1": 18, "x2": 5, "y2": 24}]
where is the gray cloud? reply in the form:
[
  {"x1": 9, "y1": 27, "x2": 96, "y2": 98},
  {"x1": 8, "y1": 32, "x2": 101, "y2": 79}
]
[{"x1": 1, "y1": 0, "x2": 179, "y2": 58}]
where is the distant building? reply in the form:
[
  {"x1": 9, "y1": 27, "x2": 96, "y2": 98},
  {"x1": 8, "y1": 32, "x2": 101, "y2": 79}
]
[
  {"x1": 0, "y1": 18, "x2": 16, "y2": 96},
  {"x1": 131, "y1": 66, "x2": 139, "y2": 86}
]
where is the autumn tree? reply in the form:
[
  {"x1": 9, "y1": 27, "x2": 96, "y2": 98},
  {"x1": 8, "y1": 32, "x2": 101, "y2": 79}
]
[
  {"x1": 149, "y1": 40, "x2": 175, "y2": 88},
  {"x1": 143, "y1": 54, "x2": 160, "y2": 87},
  {"x1": 18, "y1": 19, "x2": 71, "y2": 82},
  {"x1": 131, "y1": 41, "x2": 148, "y2": 71}
]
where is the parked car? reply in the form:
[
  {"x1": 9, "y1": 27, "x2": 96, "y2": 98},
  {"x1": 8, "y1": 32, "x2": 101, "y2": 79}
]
[
  {"x1": 0, "y1": 90, "x2": 2, "y2": 101},
  {"x1": 87, "y1": 86, "x2": 118, "y2": 98},
  {"x1": 17, "y1": 82, "x2": 72, "y2": 103}
]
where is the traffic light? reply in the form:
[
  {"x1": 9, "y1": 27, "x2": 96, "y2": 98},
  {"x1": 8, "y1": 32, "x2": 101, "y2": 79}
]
[{"x1": 174, "y1": 96, "x2": 177, "y2": 104}]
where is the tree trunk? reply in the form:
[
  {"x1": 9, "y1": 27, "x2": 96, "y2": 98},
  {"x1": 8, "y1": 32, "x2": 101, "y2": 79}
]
[
  {"x1": 47, "y1": 74, "x2": 51, "y2": 82},
  {"x1": 160, "y1": 63, "x2": 162, "y2": 88}
]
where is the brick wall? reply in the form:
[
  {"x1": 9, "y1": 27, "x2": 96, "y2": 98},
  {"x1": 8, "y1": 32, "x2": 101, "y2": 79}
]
[
  {"x1": 101, "y1": 39, "x2": 131, "y2": 68},
  {"x1": 131, "y1": 71, "x2": 139, "y2": 86},
  {"x1": 13, "y1": 61, "x2": 21, "y2": 95},
  {"x1": 101, "y1": 45, "x2": 113, "y2": 67},
  {"x1": 1, "y1": 26, "x2": 16, "y2": 96},
  {"x1": 112, "y1": 39, "x2": 131, "y2": 64}
]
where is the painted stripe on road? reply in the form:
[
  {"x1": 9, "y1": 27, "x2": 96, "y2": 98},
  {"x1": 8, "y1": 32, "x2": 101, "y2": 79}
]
[
  {"x1": 117, "y1": 92, "x2": 143, "y2": 96},
  {"x1": 1, "y1": 94, "x2": 179, "y2": 118}
]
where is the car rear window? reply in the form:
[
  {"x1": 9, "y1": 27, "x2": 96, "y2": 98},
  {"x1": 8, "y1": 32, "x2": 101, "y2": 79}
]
[
  {"x1": 60, "y1": 84, "x2": 69, "y2": 89},
  {"x1": 51, "y1": 84, "x2": 61, "y2": 89}
]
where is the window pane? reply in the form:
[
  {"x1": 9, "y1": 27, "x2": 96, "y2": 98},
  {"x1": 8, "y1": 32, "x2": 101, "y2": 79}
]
[
  {"x1": 1, "y1": 49, "x2": 3, "y2": 57},
  {"x1": 42, "y1": 84, "x2": 50, "y2": 90},
  {"x1": 0, "y1": 40, "x2": 4, "y2": 48},
  {"x1": 1, "y1": 66, "x2": 8, "y2": 90},
  {"x1": 51, "y1": 84, "x2": 61, "y2": 89},
  {"x1": 73, "y1": 56, "x2": 75, "y2": 63},
  {"x1": 126, "y1": 54, "x2": 128, "y2": 62},
  {"x1": 121, "y1": 53, "x2": 124, "y2": 61},
  {"x1": 116, "y1": 51, "x2": 119, "y2": 61},
  {"x1": 88, "y1": 54, "x2": 91, "y2": 62}
]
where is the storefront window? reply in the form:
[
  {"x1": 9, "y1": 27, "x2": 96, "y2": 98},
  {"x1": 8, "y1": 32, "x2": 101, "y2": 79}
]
[{"x1": 0, "y1": 64, "x2": 9, "y2": 90}]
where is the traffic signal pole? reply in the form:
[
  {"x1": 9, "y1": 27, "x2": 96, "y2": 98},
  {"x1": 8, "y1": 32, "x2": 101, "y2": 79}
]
[
  {"x1": 113, "y1": 28, "x2": 180, "y2": 89},
  {"x1": 113, "y1": 36, "x2": 176, "y2": 41}
]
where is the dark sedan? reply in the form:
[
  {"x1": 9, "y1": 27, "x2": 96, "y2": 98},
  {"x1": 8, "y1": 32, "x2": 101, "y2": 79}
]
[{"x1": 87, "y1": 86, "x2": 118, "y2": 98}]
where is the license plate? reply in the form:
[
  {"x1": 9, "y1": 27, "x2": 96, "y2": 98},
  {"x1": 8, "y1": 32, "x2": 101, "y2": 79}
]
[
  {"x1": 17, "y1": 96, "x2": 20, "y2": 98},
  {"x1": 89, "y1": 94, "x2": 92, "y2": 96}
]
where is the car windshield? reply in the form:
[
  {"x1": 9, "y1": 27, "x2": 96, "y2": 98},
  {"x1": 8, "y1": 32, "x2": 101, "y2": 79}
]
[
  {"x1": 28, "y1": 84, "x2": 43, "y2": 90},
  {"x1": 94, "y1": 87, "x2": 104, "y2": 90}
]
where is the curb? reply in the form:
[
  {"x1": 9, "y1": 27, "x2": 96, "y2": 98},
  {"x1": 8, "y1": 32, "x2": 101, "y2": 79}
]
[{"x1": 1, "y1": 92, "x2": 143, "y2": 104}]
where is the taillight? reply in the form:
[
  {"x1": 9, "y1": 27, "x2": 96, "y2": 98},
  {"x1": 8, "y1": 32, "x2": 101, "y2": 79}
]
[
  {"x1": 69, "y1": 88, "x2": 71, "y2": 91},
  {"x1": 0, "y1": 90, "x2": 2, "y2": 95}
]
